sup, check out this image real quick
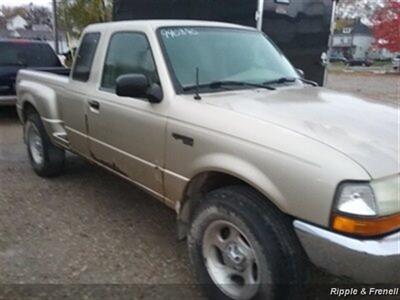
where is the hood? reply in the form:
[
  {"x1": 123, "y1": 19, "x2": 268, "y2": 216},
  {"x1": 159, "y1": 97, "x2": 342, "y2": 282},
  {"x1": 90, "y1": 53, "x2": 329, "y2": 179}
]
[{"x1": 203, "y1": 86, "x2": 399, "y2": 179}]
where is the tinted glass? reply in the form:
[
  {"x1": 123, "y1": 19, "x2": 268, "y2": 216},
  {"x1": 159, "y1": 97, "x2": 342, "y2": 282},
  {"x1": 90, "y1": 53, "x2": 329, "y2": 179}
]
[
  {"x1": 72, "y1": 32, "x2": 100, "y2": 82},
  {"x1": 0, "y1": 42, "x2": 61, "y2": 67},
  {"x1": 160, "y1": 27, "x2": 298, "y2": 90},
  {"x1": 101, "y1": 32, "x2": 159, "y2": 90}
]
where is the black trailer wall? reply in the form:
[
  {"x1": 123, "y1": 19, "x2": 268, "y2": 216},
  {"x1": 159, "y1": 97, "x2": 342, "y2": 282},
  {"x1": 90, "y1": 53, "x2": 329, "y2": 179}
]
[
  {"x1": 113, "y1": 0, "x2": 258, "y2": 27},
  {"x1": 113, "y1": 0, "x2": 333, "y2": 85}
]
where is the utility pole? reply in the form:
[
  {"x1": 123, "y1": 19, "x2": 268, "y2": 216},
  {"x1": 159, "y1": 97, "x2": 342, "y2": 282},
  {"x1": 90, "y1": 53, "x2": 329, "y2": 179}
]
[
  {"x1": 256, "y1": 0, "x2": 265, "y2": 31},
  {"x1": 52, "y1": 0, "x2": 59, "y2": 54}
]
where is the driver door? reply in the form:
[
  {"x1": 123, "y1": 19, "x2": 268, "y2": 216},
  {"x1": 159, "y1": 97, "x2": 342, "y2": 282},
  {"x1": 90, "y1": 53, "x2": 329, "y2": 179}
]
[{"x1": 86, "y1": 31, "x2": 166, "y2": 196}]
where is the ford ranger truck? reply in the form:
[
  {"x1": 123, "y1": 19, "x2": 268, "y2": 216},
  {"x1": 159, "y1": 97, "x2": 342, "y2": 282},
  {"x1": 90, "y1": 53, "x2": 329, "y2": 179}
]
[{"x1": 16, "y1": 21, "x2": 399, "y2": 300}]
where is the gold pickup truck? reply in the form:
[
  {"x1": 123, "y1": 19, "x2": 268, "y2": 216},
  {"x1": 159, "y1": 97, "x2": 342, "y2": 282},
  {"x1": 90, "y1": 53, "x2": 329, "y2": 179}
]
[{"x1": 16, "y1": 20, "x2": 399, "y2": 300}]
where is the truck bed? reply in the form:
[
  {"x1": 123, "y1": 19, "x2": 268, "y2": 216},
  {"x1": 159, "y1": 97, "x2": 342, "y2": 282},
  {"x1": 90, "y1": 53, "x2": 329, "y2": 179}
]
[
  {"x1": 29, "y1": 67, "x2": 70, "y2": 76},
  {"x1": 17, "y1": 68, "x2": 70, "y2": 86},
  {"x1": 16, "y1": 68, "x2": 70, "y2": 111}
]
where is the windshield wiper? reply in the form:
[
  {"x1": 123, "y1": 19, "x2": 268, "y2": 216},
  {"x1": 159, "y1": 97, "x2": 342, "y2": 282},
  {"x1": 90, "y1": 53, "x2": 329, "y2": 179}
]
[
  {"x1": 263, "y1": 77, "x2": 297, "y2": 85},
  {"x1": 183, "y1": 80, "x2": 275, "y2": 92},
  {"x1": 298, "y1": 78, "x2": 319, "y2": 87},
  {"x1": 264, "y1": 77, "x2": 318, "y2": 87}
]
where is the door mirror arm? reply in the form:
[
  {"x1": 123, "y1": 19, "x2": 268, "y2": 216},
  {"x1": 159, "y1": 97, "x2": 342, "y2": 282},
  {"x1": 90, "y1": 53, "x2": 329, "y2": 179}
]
[
  {"x1": 146, "y1": 83, "x2": 163, "y2": 103},
  {"x1": 296, "y1": 68, "x2": 305, "y2": 78}
]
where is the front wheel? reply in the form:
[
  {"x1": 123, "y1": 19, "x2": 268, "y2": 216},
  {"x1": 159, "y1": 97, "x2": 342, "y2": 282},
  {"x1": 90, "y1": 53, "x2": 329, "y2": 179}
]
[
  {"x1": 25, "y1": 112, "x2": 65, "y2": 177},
  {"x1": 188, "y1": 186, "x2": 308, "y2": 300}
]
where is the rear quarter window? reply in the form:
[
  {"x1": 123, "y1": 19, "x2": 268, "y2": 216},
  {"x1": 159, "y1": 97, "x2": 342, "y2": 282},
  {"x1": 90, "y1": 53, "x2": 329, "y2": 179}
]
[{"x1": 72, "y1": 32, "x2": 101, "y2": 82}]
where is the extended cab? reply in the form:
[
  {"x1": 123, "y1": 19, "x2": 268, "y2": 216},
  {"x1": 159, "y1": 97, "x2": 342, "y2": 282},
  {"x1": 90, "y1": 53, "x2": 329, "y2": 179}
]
[
  {"x1": 0, "y1": 39, "x2": 67, "y2": 106},
  {"x1": 16, "y1": 21, "x2": 399, "y2": 300}
]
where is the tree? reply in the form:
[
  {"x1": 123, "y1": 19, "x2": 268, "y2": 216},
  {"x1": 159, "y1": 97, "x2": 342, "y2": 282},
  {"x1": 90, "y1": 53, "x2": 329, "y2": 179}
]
[
  {"x1": 58, "y1": 0, "x2": 112, "y2": 37},
  {"x1": 0, "y1": 5, "x2": 29, "y2": 21},
  {"x1": 0, "y1": 5, "x2": 52, "y2": 29},
  {"x1": 0, "y1": 11, "x2": 6, "y2": 29},
  {"x1": 371, "y1": 0, "x2": 400, "y2": 52},
  {"x1": 26, "y1": 5, "x2": 52, "y2": 28},
  {"x1": 336, "y1": 0, "x2": 385, "y2": 23},
  {"x1": 334, "y1": 18, "x2": 356, "y2": 33}
]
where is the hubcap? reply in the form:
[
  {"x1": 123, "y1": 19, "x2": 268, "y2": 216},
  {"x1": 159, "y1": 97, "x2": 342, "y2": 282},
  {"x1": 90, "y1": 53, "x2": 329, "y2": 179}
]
[
  {"x1": 202, "y1": 220, "x2": 260, "y2": 300},
  {"x1": 28, "y1": 124, "x2": 44, "y2": 165}
]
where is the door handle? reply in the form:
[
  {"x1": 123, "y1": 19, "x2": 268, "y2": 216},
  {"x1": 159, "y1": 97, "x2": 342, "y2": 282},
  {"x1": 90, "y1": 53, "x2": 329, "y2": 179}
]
[
  {"x1": 88, "y1": 100, "x2": 100, "y2": 110},
  {"x1": 172, "y1": 133, "x2": 194, "y2": 147}
]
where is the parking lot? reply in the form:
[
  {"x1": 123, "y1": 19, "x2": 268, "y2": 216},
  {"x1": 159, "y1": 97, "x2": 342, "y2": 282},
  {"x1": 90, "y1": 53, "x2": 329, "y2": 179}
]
[{"x1": 0, "y1": 72, "x2": 398, "y2": 299}]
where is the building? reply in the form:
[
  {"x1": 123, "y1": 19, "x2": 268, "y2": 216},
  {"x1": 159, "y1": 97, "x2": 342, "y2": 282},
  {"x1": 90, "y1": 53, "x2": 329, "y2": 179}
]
[
  {"x1": 6, "y1": 15, "x2": 28, "y2": 30},
  {"x1": 351, "y1": 22, "x2": 374, "y2": 59},
  {"x1": 1, "y1": 14, "x2": 75, "y2": 53},
  {"x1": 32, "y1": 24, "x2": 52, "y2": 31},
  {"x1": 331, "y1": 21, "x2": 373, "y2": 60},
  {"x1": 331, "y1": 20, "x2": 395, "y2": 61}
]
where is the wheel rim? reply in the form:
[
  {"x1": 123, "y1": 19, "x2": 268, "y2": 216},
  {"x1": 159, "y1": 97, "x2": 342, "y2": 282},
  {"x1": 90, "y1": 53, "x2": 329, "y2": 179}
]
[
  {"x1": 28, "y1": 124, "x2": 44, "y2": 166},
  {"x1": 202, "y1": 220, "x2": 260, "y2": 300}
]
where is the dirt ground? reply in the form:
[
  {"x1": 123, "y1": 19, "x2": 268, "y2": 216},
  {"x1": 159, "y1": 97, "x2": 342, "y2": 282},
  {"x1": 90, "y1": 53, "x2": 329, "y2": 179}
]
[
  {"x1": 0, "y1": 72, "x2": 398, "y2": 300},
  {"x1": 326, "y1": 71, "x2": 399, "y2": 106}
]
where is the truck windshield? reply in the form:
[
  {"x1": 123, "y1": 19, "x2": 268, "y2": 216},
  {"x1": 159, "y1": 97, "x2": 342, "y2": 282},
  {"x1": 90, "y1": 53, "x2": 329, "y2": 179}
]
[
  {"x1": 159, "y1": 27, "x2": 299, "y2": 92},
  {"x1": 0, "y1": 42, "x2": 61, "y2": 67}
]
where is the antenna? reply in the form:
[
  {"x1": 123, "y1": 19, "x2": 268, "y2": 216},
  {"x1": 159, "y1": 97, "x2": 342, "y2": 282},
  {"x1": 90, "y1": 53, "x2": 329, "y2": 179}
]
[{"x1": 194, "y1": 67, "x2": 202, "y2": 100}]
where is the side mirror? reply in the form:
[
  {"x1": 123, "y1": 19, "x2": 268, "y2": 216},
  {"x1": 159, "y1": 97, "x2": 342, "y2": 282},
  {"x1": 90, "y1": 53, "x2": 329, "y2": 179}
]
[
  {"x1": 116, "y1": 74, "x2": 163, "y2": 103},
  {"x1": 296, "y1": 68, "x2": 305, "y2": 78}
]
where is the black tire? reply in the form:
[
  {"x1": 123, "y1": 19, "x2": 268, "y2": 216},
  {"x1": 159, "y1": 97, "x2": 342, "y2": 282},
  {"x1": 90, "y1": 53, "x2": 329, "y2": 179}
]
[
  {"x1": 188, "y1": 186, "x2": 308, "y2": 300},
  {"x1": 25, "y1": 111, "x2": 65, "y2": 177}
]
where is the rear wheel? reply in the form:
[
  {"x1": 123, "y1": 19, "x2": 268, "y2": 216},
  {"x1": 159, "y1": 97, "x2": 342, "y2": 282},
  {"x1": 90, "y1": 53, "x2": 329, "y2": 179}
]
[
  {"x1": 25, "y1": 112, "x2": 65, "y2": 177},
  {"x1": 188, "y1": 186, "x2": 308, "y2": 300}
]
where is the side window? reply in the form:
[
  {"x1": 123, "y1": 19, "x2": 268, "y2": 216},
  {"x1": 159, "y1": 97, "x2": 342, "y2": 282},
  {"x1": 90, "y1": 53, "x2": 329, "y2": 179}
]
[
  {"x1": 101, "y1": 32, "x2": 159, "y2": 91},
  {"x1": 72, "y1": 32, "x2": 100, "y2": 82}
]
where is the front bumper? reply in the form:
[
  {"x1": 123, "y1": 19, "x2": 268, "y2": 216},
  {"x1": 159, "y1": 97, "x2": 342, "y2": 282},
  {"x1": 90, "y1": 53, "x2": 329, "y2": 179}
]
[
  {"x1": 0, "y1": 95, "x2": 17, "y2": 106},
  {"x1": 294, "y1": 220, "x2": 400, "y2": 283}
]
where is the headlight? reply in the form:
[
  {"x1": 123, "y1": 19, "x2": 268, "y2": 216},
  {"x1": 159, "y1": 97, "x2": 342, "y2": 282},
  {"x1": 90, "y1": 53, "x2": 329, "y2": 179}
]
[
  {"x1": 332, "y1": 175, "x2": 400, "y2": 237},
  {"x1": 335, "y1": 183, "x2": 377, "y2": 216}
]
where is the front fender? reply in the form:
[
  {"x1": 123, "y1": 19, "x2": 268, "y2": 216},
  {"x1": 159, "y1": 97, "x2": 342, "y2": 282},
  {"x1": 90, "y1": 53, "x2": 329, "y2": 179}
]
[{"x1": 189, "y1": 153, "x2": 288, "y2": 211}]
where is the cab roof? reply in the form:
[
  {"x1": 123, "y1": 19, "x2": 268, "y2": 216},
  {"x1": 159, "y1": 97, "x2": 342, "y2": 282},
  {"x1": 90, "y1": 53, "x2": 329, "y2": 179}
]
[{"x1": 85, "y1": 19, "x2": 254, "y2": 33}]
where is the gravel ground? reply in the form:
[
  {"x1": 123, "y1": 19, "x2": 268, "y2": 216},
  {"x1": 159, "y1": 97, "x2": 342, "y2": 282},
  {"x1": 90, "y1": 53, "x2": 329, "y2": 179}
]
[
  {"x1": 0, "y1": 110, "x2": 205, "y2": 299},
  {"x1": 0, "y1": 72, "x2": 398, "y2": 300},
  {"x1": 326, "y1": 71, "x2": 399, "y2": 106}
]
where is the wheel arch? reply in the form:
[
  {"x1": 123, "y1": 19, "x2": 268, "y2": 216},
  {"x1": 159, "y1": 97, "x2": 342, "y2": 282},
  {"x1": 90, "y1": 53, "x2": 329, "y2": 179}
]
[
  {"x1": 177, "y1": 168, "x2": 288, "y2": 240},
  {"x1": 22, "y1": 101, "x2": 39, "y2": 122},
  {"x1": 17, "y1": 79, "x2": 60, "y2": 123},
  {"x1": 18, "y1": 82, "x2": 64, "y2": 144}
]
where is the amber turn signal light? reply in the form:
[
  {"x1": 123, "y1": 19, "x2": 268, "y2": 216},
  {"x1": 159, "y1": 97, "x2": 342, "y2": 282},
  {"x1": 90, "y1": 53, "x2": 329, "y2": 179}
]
[{"x1": 332, "y1": 213, "x2": 400, "y2": 237}]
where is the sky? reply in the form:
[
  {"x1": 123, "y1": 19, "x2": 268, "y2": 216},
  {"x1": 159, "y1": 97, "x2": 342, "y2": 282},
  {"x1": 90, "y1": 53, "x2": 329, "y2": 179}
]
[{"x1": 0, "y1": 0, "x2": 51, "y2": 7}]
